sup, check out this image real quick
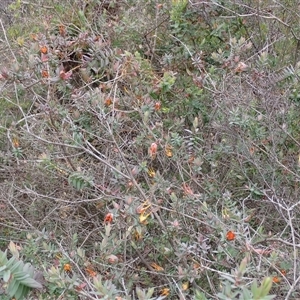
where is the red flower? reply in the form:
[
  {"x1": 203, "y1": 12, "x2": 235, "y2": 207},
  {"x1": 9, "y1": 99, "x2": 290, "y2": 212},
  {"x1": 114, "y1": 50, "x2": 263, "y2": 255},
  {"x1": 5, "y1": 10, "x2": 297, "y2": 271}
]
[
  {"x1": 226, "y1": 231, "x2": 236, "y2": 241},
  {"x1": 104, "y1": 213, "x2": 113, "y2": 223}
]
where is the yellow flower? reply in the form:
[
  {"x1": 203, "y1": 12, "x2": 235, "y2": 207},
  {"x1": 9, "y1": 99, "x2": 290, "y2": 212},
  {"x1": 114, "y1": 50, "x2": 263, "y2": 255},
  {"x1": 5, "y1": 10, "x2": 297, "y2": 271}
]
[
  {"x1": 139, "y1": 211, "x2": 150, "y2": 224},
  {"x1": 12, "y1": 138, "x2": 20, "y2": 148},
  {"x1": 165, "y1": 145, "x2": 173, "y2": 157},
  {"x1": 147, "y1": 167, "x2": 156, "y2": 178},
  {"x1": 182, "y1": 281, "x2": 189, "y2": 291}
]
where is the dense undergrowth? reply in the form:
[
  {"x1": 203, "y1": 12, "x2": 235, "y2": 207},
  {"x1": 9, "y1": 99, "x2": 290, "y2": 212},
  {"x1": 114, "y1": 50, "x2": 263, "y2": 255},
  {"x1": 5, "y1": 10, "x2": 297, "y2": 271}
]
[{"x1": 0, "y1": 0, "x2": 300, "y2": 299}]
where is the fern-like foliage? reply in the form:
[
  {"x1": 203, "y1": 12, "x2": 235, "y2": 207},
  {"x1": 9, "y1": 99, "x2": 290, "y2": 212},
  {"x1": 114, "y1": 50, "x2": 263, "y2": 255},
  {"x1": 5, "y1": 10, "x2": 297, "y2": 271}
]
[
  {"x1": 0, "y1": 245, "x2": 42, "y2": 299},
  {"x1": 268, "y1": 65, "x2": 300, "y2": 85},
  {"x1": 68, "y1": 171, "x2": 94, "y2": 190}
]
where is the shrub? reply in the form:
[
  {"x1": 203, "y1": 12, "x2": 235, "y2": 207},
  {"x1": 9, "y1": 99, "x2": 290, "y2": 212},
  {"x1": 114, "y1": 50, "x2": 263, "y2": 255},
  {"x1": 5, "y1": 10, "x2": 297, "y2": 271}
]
[{"x1": 1, "y1": 0, "x2": 300, "y2": 299}]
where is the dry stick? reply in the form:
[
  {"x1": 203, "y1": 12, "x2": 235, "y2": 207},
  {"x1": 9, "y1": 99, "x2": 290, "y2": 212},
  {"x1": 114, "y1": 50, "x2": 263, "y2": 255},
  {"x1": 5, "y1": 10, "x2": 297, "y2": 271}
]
[
  {"x1": 172, "y1": 278, "x2": 186, "y2": 300},
  {"x1": 143, "y1": 8, "x2": 169, "y2": 63},
  {"x1": 83, "y1": 140, "x2": 130, "y2": 180},
  {"x1": 7, "y1": 181, "x2": 37, "y2": 231},
  {"x1": 0, "y1": 18, "x2": 16, "y2": 61},
  {"x1": 15, "y1": 121, "x2": 130, "y2": 182},
  {"x1": 285, "y1": 274, "x2": 300, "y2": 300},
  {"x1": 48, "y1": 112, "x2": 77, "y2": 172},
  {"x1": 291, "y1": 31, "x2": 300, "y2": 66},
  {"x1": 250, "y1": 140, "x2": 300, "y2": 182},
  {"x1": 204, "y1": 0, "x2": 290, "y2": 27},
  {"x1": 21, "y1": 1, "x2": 53, "y2": 9},
  {"x1": 267, "y1": 237, "x2": 300, "y2": 248},
  {"x1": 286, "y1": 209, "x2": 298, "y2": 284},
  {"x1": 133, "y1": 248, "x2": 155, "y2": 272}
]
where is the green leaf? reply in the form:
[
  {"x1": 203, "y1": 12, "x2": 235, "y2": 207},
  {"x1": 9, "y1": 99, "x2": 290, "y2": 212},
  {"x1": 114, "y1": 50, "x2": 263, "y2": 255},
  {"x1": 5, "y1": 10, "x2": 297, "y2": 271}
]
[
  {"x1": 8, "y1": 278, "x2": 20, "y2": 298},
  {"x1": 242, "y1": 286, "x2": 252, "y2": 299},
  {"x1": 9, "y1": 260, "x2": 23, "y2": 274},
  {"x1": 136, "y1": 286, "x2": 146, "y2": 299},
  {"x1": 21, "y1": 277, "x2": 43, "y2": 289},
  {"x1": 23, "y1": 263, "x2": 35, "y2": 276},
  {"x1": 146, "y1": 287, "x2": 154, "y2": 298},
  {"x1": 14, "y1": 284, "x2": 30, "y2": 300},
  {"x1": 0, "y1": 265, "x2": 7, "y2": 273},
  {"x1": 262, "y1": 296, "x2": 276, "y2": 300},
  {"x1": 3, "y1": 269, "x2": 11, "y2": 282},
  {"x1": 220, "y1": 274, "x2": 235, "y2": 284},
  {"x1": 13, "y1": 270, "x2": 30, "y2": 281},
  {"x1": 251, "y1": 279, "x2": 259, "y2": 295},
  {"x1": 6, "y1": 257, "x2": 17, "y2": 269},
  {"x1": 238, "y1": 255, "x2": 249, "y2": 275},
  {"x1": 0, "y1": 250, "x2": 8, "y2": 264},
  {"x1": 195, "y1": 290, "x2": 208, "y2": 300},
  {"x1": 259, "y1": 277, "x2": 273, "y2": 297}
]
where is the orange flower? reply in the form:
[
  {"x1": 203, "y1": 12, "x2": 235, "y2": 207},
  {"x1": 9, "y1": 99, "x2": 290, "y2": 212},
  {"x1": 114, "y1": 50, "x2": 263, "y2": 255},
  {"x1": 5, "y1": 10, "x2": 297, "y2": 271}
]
[
  {"x1": 86, "y1": 267, "x2": 97, "y2": 278},
  {"x1": 40, "y1": 45, "x2": 48, "y2": 54},
  {"x1": 183, "y1": 183, "x2": 193, "y2": 195},
  {"x1": 280, "y1": 269, "x2": 287, "y2": 276},
  {"x1": 154, "y1": 102, "x2": 161, "y2": 111},
  {"x1": 188, "y1": 155, "x2": 195, "y2": 164},
  {"x1": 272, "y1": 276, "x2": 280, "y2": 283},
  {"x1": 63, "y1": 263, "x2": 72, "y2": 272},
  {"x1": 149, "y1": 142, "x2": 158, "y2": 159},
  {"x1": 160, "y1": 288, "x2": 170, "y2": 296},
  {"x1": 249, "y1": 147, "x2": 256, "y2": 155},
  {"x1": 134, "y1": 229, "x2": 143, "y2": 240},
  {"x1": 226, "y1": 231, "x2": 236, "y2": 241},
  {"x1": 12, "y1": 138, "x2": 20, "y2": 148},
  {"x1": 59, "y1": 24, "x2": 66, "y2": 36},
  {"x1": 151, "y1": 262, "x2": 164, "y2": 271},
  {"x1": 41, "y1": 70, "x2": 49, "y2": 78},
  {"x1": 105, "y1": 98, "x2": 112, "y2": 106},
  {"x1": 137, "y1": 201, "x2": 152, "y2": 224},
  {"x1": 104, "y1": 213, "x2": 113, "y2": 223}
]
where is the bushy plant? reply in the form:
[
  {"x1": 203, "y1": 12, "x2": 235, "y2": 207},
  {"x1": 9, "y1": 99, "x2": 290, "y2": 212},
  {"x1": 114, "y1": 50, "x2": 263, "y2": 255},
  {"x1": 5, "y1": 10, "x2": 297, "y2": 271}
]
[{"x1": 1, "y1": 0, "x2": 300, "y2": 299}]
